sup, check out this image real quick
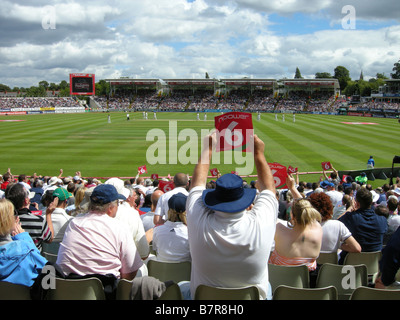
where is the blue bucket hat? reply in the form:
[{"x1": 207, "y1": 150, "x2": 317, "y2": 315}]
[
  {"x1": 202, "y1": 173, "x2": 257, "y2": 213},
  {"x1": 90, "y1": 184, "x2": 126, "y2": 205}
]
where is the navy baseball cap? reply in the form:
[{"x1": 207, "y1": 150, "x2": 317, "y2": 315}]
[
  {"x1": 90, "y1": 184, "x2": 126, "y2": 205},
  {"x1": 168, "y1": 193, "x2": 188, "y2": 213}
]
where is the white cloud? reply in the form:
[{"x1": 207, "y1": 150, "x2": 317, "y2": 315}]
[{"x1": 0, "y1": 0, "x2": 398, "y2": 88}]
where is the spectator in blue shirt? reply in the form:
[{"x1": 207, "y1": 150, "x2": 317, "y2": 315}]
[
  {"x1": 0, "y1": 198, "x2": 47, "y2": 287},
  {"x1": 339, "y1": 188, "x2": 387, "y2": 263}
]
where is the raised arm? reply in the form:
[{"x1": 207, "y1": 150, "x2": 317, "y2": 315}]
[
  {"x1": 253, "y1": 134, "x2": 275, "y2": 194},
  {"x1": 190, "y1": 131, "x2": 216, "y2": 190},
  {"x1": 286, "y1": 173, "x2": 303, "y2": 199}
]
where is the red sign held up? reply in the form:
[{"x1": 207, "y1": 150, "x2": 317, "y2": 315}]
[{"x1": 214, "y1": 112, "x2": 253, "y2": 152}]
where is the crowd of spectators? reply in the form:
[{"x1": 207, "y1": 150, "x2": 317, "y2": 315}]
[
  {"x1": 351, "y1": 101, "x2": 400, "y2": 110},
  {"x1": 1, "y1": 151, "x2": 400, "y2": 299},
  {"x1": 0, "y1": 97, "x2": 82, "y2": 110},
  {"x1": 2, "y1": 89, "x2": 399, "y2": 115}
]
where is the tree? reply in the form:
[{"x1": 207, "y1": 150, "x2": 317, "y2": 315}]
[
  {"x1": 95, "y1": 79, "x2": 110, "y2": 96},
  {"x1": 315, "y1": 72, "x2": 332, "y2": 79},
  {"x1": 0, "y1": 84, "x2": 11, "y2": 92},
  {"x1": 334, "y1": 66, "x2": 351, "y2": 91},
  {"x1": 205, "y1": 72, "x2": 210, "y2": 79},
  {"x1": 391, "y1": 59, "x2": 400, "y2": 79},
  {"x1": 59, "y1": 80, "x2": 69, "y2": 90},
  {"x1": 376, "y1": 73, "x2": 388, "y2": 80},
  {"x1": 294, "y1": 67, "x2": 303, "y2": 79},
  {"x1": 38, "y1": 80, "x2": 49, "y2": 90}
]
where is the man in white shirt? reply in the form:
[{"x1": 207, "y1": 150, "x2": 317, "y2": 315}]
[
  {"x1": 322, "y1": 180, "x2": 343, "y2": 206},
  {"x1": 104, "y1": 178, "x2": 149, "y2": 260},
  {"x1": 153, "y1": 173, "x2": 189, "y2": 226},
  {"x1": 183, "y1": 132, "x2": 278, "y2": 300}
]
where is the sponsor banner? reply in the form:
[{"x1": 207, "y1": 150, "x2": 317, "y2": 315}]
[
  {"x1": 0, "y1": 111, "x2": 26, "y2": 115},
  {"x1": 27, "y1": 111, "x2": 43, "y2": 115}
]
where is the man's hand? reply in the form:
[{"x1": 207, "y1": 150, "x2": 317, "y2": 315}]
[
  {"x1": 46, "y1": 197, "x2": 59, "y2": 215},
  {"x1": 253, "y1": 134, "x2": 265, "y2": 156}
]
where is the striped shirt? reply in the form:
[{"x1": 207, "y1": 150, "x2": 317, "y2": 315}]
[{"x1": 17, "y1": 208, "x2": 52, "y2": 250}]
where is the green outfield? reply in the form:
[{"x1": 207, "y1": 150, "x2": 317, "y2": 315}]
[{"x1": 0, "y1": 111, "x2": 397, "y2": 188}]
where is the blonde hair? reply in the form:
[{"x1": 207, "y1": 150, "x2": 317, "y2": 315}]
[
  {"x1": 0, "y1": 198, "x2": 15, "y2": 236},
  {"x1": 167, "y1": 208, "x2": 187, "y2": 225},
  {"x1": 291, "y1": 198, "x2": 321, "y2": 227},
  {"x1": 74, "y1": 187, "x2": 87, "y2": 207}
]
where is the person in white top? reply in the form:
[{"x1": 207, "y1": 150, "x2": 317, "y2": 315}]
[
  {"x1": 322, "y1": 180, "x2": 343, "y2": 207},
  {"x1": 153, "y1": 173, "x2": 189, "y2": 226},
  {"x1": 152, "y1": 193, "x2": 190, "y2": 262},
  {"x1": 50, "y1": 187, "x2": 74, "y2": 242},
  {"x1": 184, "y1": 132, "x2": 278, "y2": 300},
  {"x1": 104, "y1": 178, "x2": 149, "y2": 260},
  {"x1": 141, "y1": 189, "x2": 163, "y2": 232},
  {"x1": 308, "y1": 192, "x2": 361, "y2": 254}
]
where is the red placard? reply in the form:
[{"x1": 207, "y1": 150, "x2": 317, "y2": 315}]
[
  {"x1": 269, "y1": 163, "x2": 288, "y2": 189},
  {"x1": 288, "y1": 165, "x2": 298, "y2": 174},
  {"x1": 151, "y1": 174, "x2": 159, "y2": 180},
  {"x1": 158, "y1": 181, "x2": 174, "y2": 193},
  {"x1": 210, "y1": 168, "x2": 219, "y2": 177},
  {"x1": 138, "y1": 165, "x2": 147, "y2": 175},
  {"x1": 321, "y1": 162, "x2": 332, "y2": 170},
  {"x1": 214, "y1": 112, "x2": 253, "y2": 152}
]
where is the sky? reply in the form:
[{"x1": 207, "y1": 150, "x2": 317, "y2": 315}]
[{"x1": 0, "y1": 0, "x2": 399, "y2": 88}]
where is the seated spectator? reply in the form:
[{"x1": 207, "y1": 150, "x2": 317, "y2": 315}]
[
  {"x1": 66, "y1": 182, "x2": 76, "y2": 207},
  {"x1": 332, "y1": 194, "x2": 353, "y2": 220},
  {"x1": 50, "y1": 188, "x2": 74, "y2": 242},
  {"x1": 5, "y1": 183, "x2": 54, "y2": 250},
  {"x1": 1, "y1": 171, "x2": 13, "y2": 191},
  {"x1": 152, "y1": 193, "x2": 190, "y2": 262},
  {"x1": 375, "y1": 227, "x2": 400, "y2": 289},
  {"x1": 141, "y1": 189, "x2": 163, "y2": 232},
  {"x1": 339, "y1": 187, "x2": 388, "y2": 263},
  {"x1": 30, "y1": 179, "x2": 45, "y2": 211},
  {"x1": 308, "y1": 192, "x2": 361, "y2": 255},
  {"x1": 66, "y1": 186, "x2": 87, "y2": 216},
  {"x1": 140, "y1": 194, "x2": 152, "y2": 213},
  {"x1": 56, "y1": 184, "x2": 143, "y2": 280},
  {"x1": 153, "y1": 173, "x2": 189, "y2": 226},
  {"x1": 104, "y1": 178, "x2": 149, "y2": 260},
  {"x1": 18, "y1": 174, "x2": 31, "y2": 191},
  {"x1": 320, "y1": 180, "x2": 343, "y2": 206},
  {"x1": 0, "y1": 199, "x2": 47, "y2": 287},
  {"x1": 269, "y1": 198, "x2": 322, "y2": 271}
]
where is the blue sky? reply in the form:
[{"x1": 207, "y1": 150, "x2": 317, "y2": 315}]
[{"x1": 0, "y1": 0, "x2": 399, "y2": 88}]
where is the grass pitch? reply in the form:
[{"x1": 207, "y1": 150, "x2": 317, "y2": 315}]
[{"x1": 0, "y1": 111, "x2": 397, "y2": 187}]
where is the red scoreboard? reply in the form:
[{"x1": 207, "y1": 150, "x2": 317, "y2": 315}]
[{"x1": 69, "y1": 73, "x2": 95, "y2": 96}]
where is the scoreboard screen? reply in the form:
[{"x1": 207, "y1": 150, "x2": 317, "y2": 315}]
[{"x1": 69, "y1": 73, "x2": 95, "y2": 95}]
